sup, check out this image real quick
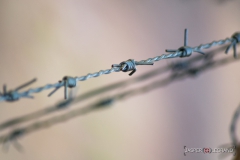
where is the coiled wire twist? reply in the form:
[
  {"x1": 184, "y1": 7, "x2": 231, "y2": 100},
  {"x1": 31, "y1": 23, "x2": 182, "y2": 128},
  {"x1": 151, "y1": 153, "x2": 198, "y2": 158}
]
[{"x1": 0, "y1": 29, "x2": 238, "y2": 102}]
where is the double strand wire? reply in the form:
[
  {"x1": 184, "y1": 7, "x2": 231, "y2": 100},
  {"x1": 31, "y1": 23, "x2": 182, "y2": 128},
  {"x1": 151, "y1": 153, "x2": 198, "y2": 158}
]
[
  {"x1": 0, "y1": 46, "x2": 227, "y2": 132},
  {"x1": 0, "y1": 29, "x2": 238, "y2": 102},
  {"x1": 0, "y1": 50, "x2": 239, "y2": 146}
]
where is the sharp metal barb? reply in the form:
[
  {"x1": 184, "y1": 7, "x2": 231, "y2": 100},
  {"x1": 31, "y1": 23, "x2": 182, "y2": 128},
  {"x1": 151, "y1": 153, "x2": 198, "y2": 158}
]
[
  {"x1": 64, "y1": 80, "x2": 68, "y2": 99},
  {"x1": 3, "y1": 85, "x2": 7, "y2": 95},
  {"x1": 165, "y1": 29, "x2": 205, "y2": 58},
  {"x1": 165, "y1": 49, "x2": 177, "y2": 52},
  {"x1": 184, "y1": 28, "x2": 188, "y2": 46},
  {"x1": 15, "y1": 78, "x2": 37, "y2": 91},
  {"x1": 225, "y1": 43, "x2": 234, "y2": 54},
  {"x1": 48, "y1": 86, "x2": 62, "y2": 97},
  {"x1": 112, "y1": 64, "x2": 121, "y2": 68},
  {"x1": 234, "y1": 44, "x2": 237, "y2": 58},
  {"x1": 225, "y1": 32, "x2": 240, "y2": 58}
]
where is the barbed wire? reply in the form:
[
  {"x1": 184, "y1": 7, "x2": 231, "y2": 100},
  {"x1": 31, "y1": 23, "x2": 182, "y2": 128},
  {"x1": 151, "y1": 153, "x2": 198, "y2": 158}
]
[
  {"x1": 0, "y1": 53, "x2": 239, "y2": 149},
  {"x1": 0, "y1": 46, "x2": 227, "y2": 132},
  {"x1": 0, "y1": 29, "x2": 239, "y2": 102}
]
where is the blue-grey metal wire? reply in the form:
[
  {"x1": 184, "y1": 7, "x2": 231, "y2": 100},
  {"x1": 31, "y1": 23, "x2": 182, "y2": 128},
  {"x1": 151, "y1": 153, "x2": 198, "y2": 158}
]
[
  {"x1": 0, "y1": 46, "x2": 227, "y2": 131},
  {"x1": 0, "y1": 53, "x2": 239, "y2": 147},
  {"x1": 0, "y1": 29, "x2": 238, "y2": 102}
]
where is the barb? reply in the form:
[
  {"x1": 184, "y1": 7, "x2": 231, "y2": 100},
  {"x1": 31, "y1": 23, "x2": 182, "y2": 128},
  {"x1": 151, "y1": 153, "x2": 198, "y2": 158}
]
[
  {"x1": 0, "y1": 78, "x2": 36, "y2": 102},
  {"x1": 225, "y1": 32, "x2": 240, "y2": 58},
  {"x1": 0, "y1": 53, "x2": 239, "y2": 147},
  {"x1": 166, "y1": 29, "x2": 205, "y2": 57},
  {"x1": 48, "y1": 76, "x2": 78, "y2": 99},
  {"x1": 0, "y1": 29, "x2": 238, "y2": 102},
  {"x1": 0, "y1": 46, "x2": 228, "y2": 132}
]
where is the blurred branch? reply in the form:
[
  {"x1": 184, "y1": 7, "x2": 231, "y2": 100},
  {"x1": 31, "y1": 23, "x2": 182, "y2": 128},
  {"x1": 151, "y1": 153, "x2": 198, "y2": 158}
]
[{"x1": 231, "y1": 104, "x2": 240, "y2": 146}]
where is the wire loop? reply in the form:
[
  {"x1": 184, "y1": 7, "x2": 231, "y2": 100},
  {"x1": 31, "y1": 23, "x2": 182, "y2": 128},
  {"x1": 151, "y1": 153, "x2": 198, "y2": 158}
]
[
  {"x1": 178, "y1": 46, "x2": 193, "y2": 57},
  {"x1": 112, "y1": 59, "x2": 153, "y2": 76},
  {"x1": 63, "y1": 76, "x2": 78, "y2": 99},
  {"x1": 48, "y1": 76, "x2": 78, "y2": 99}
]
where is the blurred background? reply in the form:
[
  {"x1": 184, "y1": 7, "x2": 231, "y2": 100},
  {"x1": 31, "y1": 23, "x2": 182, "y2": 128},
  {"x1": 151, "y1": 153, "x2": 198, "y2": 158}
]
[{"x1": 0, "y1": 0, "x2": 240, "y2": 160}]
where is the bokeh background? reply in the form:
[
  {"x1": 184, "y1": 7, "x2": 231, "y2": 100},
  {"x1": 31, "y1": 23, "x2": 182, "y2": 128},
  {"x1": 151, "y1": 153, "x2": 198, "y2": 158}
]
[{"x1": 0, "y1": 0, "x2": 240, "y2": 160}]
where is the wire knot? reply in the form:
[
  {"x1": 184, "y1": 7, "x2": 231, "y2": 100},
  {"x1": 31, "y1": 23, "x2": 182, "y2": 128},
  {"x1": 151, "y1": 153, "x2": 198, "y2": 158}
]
[
  {"x1": 178, "y1": 46, "x2": 193, "y2": 57},
  {"x1": 166, "y1": 29, "x2": 205, "y2": 58},
  {"x1": 0, "y1": 78, "x2": 36, "y2": 102},
  {"x1": 63, "y1": 76, "x2": 77, "y2": 88},
  {"x1": 225, "y1": 32, "x2": 240, "y2": 58},
  {"x1": 112, "y1": 59, "x2": 153, "y2": 76},
  {"x1": 48, "y1": 76, "x2": 78, "y2": 99},
  {"x1": 5, "y1": 91, "x2": 21, "y2": 101}
]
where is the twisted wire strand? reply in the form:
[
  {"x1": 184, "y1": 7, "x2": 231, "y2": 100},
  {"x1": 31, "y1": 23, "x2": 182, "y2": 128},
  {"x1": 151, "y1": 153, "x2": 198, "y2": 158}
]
[
  {"x1": 192, "y1": 38, "x2": 233, "y2": 51},
  {"x1": 0, "y1": 46, "x2": 227, "y2": 131},
  {"x1": 19, "y1": 82, "x2": 63, "y2": 98},
  {"x1": 115, "y1": 54, "x2": 240, "y2": 101},
  {"x1": 77, "y1": 68, "x2": 120, "y2": 81},
  {"x1": 0, "y1": 32, "x2": 237, "y2": 102},
  {"x1": 0, "y1": 54, "x2": 239, "y2": 146},
  {"x1": 136, "y1": 51, "x2": 182, "y2": 64}
]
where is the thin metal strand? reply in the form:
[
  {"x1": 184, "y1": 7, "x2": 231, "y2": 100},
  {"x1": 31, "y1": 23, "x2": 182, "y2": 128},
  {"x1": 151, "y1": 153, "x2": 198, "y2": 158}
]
[
  {"x1": 192, "y1": 38, "x2": 233, "y2": 51},
  {"x1": 19, "y1": 82, "x2": 63, "y2": 97},
  {"x1": 0, "y1": 32, "x2": 237, "y2": 102},
  {"x1": 0, "y1": 46, "x2": 227, "y2": 132},
  {"x1": 0, "y1": 54, "x2": 239, "y2": 145},
  {"x1": 77, "y1": 68, "x2": 119, "y2": 81},
  {"x1": 14, "y1": 78, "x2": 37, "y2": 91}
]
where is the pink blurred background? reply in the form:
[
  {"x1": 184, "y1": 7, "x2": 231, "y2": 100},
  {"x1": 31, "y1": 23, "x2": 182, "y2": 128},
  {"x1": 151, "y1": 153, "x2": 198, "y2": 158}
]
[{"x1": 0, "y1": 0, "x2": 240, "y2": 160}]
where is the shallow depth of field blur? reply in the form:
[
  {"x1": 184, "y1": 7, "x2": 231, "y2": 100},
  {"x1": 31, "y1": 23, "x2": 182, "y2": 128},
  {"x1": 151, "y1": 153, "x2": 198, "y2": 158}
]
[{"x1": 0, "y1": 0, "x2": 240, "y2": 160}]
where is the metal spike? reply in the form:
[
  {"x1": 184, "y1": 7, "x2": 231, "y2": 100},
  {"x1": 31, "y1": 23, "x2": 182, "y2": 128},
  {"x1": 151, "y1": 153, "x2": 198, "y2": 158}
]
[
  {"x1": 64, "y1": 81, "x2": 68, "y2": 99},
  {"x1": 48, "y1": 86, "x2": 62, "y2": 97},
  {"x1": 3, "y1": 85, "x2": 7, "y2": 95},
  {"x1": 15, "y1": 78, "x2": 37, "y2": 91},
  {"x1": 184, "y1": 29, "x2": 188, "y2": 46}
]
